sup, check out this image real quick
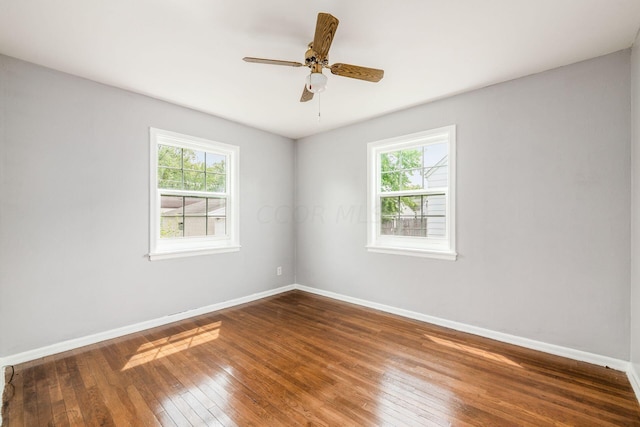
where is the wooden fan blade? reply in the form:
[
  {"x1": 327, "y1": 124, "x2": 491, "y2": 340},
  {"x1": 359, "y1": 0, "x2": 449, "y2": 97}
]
[
  {"x1": 300, "y1": 85, "x2": 314, "y2": 102},
  {"x1": 243, "y1": 57, "x2": 304, "y2": 67},
  {"x1": 313, "y1": 13, "x2": 339, "y2": 60},
  {"x1": 330, "y1": 63, "x2": 384, "y2": 82}
]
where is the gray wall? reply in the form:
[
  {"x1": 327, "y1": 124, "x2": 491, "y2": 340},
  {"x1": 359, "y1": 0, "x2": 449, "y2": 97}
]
[
  {"x1": 296, "y1": 50, "x2": 631, "y2": 359},
  {"x1": 0, "y1": 55, "x2": 295, "y2": 357},
  {"x1": 0, "y1": 50, "x2": 633, "y2": 362},
  {"x1": 632, "y1": 36, "x2": 640, "y2": 375}
]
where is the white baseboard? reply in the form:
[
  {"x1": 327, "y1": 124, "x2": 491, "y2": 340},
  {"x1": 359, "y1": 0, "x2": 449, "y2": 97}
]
[
  {"x1": 294, "y1": 284, "x2": 630, "y2": 372},
  {"x1": 0, "y1": 285, "x2": 295, "y2": 367},
  {"x1": 628, "y1": 364, "x2": 640, "y2": 403}
]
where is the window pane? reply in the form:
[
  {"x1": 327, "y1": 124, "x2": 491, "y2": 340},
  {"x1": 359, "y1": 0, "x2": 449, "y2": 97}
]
[
  {"x1": 183, "y1": 216, "x2": 207, "y2": 237},
  {"x1": 381, "y1": 151, "x2": 400, "y2": 171},
  {"x1": 398, "y1": 148, "x2": 422, "y2": 170},
  {"x1": 160, "y1": 195, "x2": 183, "y2": 216},
  {"x1": 425, "y1": 165, "x2": 448, "y2": 188},
  {"x1": 158, "y1": 167, "x2": 183, "y2": 189},
  {"x1": 160, "y1": 216, "x2": 183, "y2": 238},
  {"x1": 184, "y1": 171, "x2": 205, "y2": 191},
  {"x1": 206, "y1": 174, "x2": 226, "y2": 192},
  {"x1": 425, "y1": 194, "x2": 446, "y2": 217},
  {"x1": 381, "y1": 172, "x2": 400, "y2": 192},
  {"x1": 423, "y1": 143, "x2": 448, "y2": 167},
  {"x1": 158, "y1": 145, "x2": 182, "y2": 168},
  {"x1": 206, "y1": 153, "x2": 226, "y2": 173},
  {"x1": 207, "y1": 198, "x2": 226, "y2": 236},
  {"x1": 380, "y1": 196, "x2": 399, "y2": 236},
  {"x1": 207, "y1": 197, "x2": 227, "y2": 236},
  {"x1": 402, "y1": 196, "x2": 427, "y2": 236},
  {"x1": 402, "y1": 168, "x2": 423, "y2": 190},
  {"x1": 425, "y1": 194, "x2": 447, "y2": 238},
  {"x1": 207, "y1": 197, "x2": 226, "y2": 214},
  {"x1": 427, "y1": 216, "x2": 446, "y2": 237},
  {"x1": 381, "y1": 196, "x2": 399, "y2": 217},
  {"x1": 207, "y1": 217, "x2": 226, "y2": 236},
  {"x1": 400, "y1": 196, "x2": 423, "y2": 215},
  {"x1": 161, "y1": 196, "x2": 183, "y2": 239},
  {"x1": 184, "y1": 197, "x2": 207, "y2": 215},
  {"x1": 183, "y1": 149, "x2": 205, "y2": 171}
]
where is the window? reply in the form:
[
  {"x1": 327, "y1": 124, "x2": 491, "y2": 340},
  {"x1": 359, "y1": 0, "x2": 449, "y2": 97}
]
[
  {"x1": 149, "y1": 128, "x2": 239, "y2": 260},
  {"x1": 367, "y1": 125, "x2": 456, "y2": 260}
]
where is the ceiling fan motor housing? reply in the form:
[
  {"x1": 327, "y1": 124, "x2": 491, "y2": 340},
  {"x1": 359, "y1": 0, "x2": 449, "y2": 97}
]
[{"x1": 304, "y1": 45, "x2": 328, "y2": 69}]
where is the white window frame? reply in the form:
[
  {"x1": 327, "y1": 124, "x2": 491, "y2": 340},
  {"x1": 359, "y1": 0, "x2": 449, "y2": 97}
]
[
  {"x1": 149, "y1": 128, "x2": 240, "y2": 260},
  {"x1": 366, "y1": 125, "x2": 457, "y2": 260}
]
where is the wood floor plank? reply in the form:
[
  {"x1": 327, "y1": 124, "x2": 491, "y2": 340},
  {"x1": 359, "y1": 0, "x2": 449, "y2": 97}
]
[
  {"x1": 85, "y1": 346, "x2": 137, "y2": 426},
  {"x1": 135, "y1": 358, "x2": 193, "y2": 426},
  {"x1": 21, "y1": 361, "x2": 39, "y2": 427},
  {"x1": 125, "y1": 384, "x2": 162, "y2": 427},
  {"x1": 43, "y1": 357, "x2": 70, "y2": 427},
  {"x1": 3, "y1": 290, "x2": 640, "y2": 426},
  {"x1": 72, "y1": 351, "x2": 117, "y2": 427},
  {"x1": 2, "y1": 366, "x2": 22, "y2": 427},
  {"x1": 54, "y1": 355, "x2": 86, "y2": 426},
  {"x1": 33, "y1": 361, "x2": 54, "y2": 426}
]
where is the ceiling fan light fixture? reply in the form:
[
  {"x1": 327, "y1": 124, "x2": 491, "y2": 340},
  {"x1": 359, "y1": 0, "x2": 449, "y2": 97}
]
[{"x1": 306, "y1": 72, "x2": 327, "y2": 93}]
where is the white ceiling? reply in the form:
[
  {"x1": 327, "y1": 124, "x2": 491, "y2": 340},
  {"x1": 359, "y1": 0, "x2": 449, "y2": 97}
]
[{"x1": 1, "y1": 1, "x2": 640, "y2": 139}]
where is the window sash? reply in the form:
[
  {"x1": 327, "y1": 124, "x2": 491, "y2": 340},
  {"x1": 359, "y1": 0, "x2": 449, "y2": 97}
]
[
  {"x1": 157, "y1": 144, "x2": 228, "y2": 193},
  {"x1": 375, "y1": 194, "x2": 450, "y2": 239},
  {"x1": 159, "y1": 194, "x2": 227, "y2": 240}
]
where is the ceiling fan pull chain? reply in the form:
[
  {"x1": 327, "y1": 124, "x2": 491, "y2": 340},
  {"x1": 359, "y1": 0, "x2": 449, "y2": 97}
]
[{"x1": 318, "y1": 93, "x2": 321, "y2": 122}]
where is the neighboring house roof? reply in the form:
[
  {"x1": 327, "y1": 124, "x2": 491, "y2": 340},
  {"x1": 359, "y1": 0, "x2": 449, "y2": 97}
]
[{"x1": 161, "y1": 198, "x2": 226, "y2": 217}]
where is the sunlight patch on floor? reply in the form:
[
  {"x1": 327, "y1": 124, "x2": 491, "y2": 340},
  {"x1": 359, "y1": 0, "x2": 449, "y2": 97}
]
[
  {"x1": 122, "y1": 321, "x2": 221, "y2": 370},
  {"x1": 424, "y1": 334, "x2": 521, "y2": 368}
]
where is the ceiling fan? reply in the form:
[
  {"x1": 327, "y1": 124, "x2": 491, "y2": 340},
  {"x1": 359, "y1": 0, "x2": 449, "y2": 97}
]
[{"x1": 243, "y1": 12, "x2": 384, "y2": 102}]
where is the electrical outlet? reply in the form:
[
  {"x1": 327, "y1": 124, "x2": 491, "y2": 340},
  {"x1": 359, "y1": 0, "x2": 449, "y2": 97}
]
[{"x1": 276, "y1": 266, "x2": 282, "y2": 276}]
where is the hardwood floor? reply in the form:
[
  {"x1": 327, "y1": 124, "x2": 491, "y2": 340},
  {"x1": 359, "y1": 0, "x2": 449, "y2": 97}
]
[{"x1": 2, "y1": 290, "x2": 640, "y2": 426}]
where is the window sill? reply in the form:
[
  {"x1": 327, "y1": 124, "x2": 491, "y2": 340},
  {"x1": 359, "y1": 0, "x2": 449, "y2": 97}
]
[
  {"x1": 149, "y1": 245, "x2": 240, "y2": 261},
  {"x1": 366, "y1": 245, "x2": 457, "y2": 260}
]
